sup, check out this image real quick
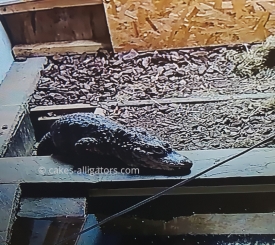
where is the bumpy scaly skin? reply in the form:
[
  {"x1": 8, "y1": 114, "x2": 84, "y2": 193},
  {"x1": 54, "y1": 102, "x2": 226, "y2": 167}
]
[{"x1": 37, "y1": 113, "x2": 193, "y2": 171}]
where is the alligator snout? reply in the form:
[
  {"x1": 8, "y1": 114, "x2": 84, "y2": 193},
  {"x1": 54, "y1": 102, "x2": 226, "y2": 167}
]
[{"x1": 160, "y1": 151, "x2": 193, "y2": 170}]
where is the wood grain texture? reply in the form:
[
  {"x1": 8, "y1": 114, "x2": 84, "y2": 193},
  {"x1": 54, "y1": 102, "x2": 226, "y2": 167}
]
[
  {"x1": 3, "y1": 5, "x2": 111, "y2": 46},
  {"x1": 0, "y1": 184, "x2": 21, "y2": 245},
  {"x1": 0, "y1": 0, "x2": 34, "y2": 7},
  {"x1": 103, "y1": 0, "x2": 275, "y2": 52},
  {"x1": 18, "y1": 197, "x2": 86, "y2": 218},
  {"x1": 13, "y1": 40, "x2": 106, "y2": 58},
  {"x1": 0, "y1": 0, "x2": 103, "y2": 14},
  {"x1": 0, "y1": 148, "x2": 274, "y2": 184}
]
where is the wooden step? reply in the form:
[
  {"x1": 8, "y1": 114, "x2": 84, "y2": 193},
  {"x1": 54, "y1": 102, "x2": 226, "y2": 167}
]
[
  {"x1": 13, "y1": 40, "x2": 110, "y2": 58},
  {"x1": 0, "y1": 0, "x2": 103, "y2": 14}
]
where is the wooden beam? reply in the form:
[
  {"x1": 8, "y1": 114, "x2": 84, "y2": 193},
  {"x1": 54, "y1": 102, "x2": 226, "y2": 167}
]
[
  {"x1": 0, "y1": 184, "x2": 21, "y2": 245},
  {"x1": 30, "y1": 92, "x2": 275, "y2": 117},
  {"x1": 18, "y1": 197, "x2": 86, "y2": 219},
  {"x1": 0, "y1": 148, "x2": 274, "y2": 184},
  {"x1": 0, "y1": 0, "x2": 103, "y2": 15},
  {"x1": 97, "y1": 213, "x2": 275, "y2": 235},
  {"x1": 12, "y1": 40, "x2": 108, "y2": 58}
]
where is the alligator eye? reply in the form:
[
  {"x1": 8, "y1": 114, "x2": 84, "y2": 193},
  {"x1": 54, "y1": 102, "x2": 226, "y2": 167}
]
[{"x1": 152, "y1": 146, "x2": 165, "y2": 155}]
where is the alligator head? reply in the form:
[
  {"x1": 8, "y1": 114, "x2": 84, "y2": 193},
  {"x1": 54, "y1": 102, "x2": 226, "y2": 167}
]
[{"x1": 118, "y1": 127, "x2": 193, "y2": 173}]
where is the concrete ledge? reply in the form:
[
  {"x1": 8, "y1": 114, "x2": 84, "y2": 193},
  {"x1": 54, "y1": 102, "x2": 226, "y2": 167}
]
[
  {"x1": 18, "y1": 198, "x2": 86, "y2": 219},
  {"x1": 4, "y1": 110, "x2": 36, "y2": 157},
  {"x1": 0, "y1": 148, "x2": 274, "y2": 184},
  {"x1": 0, "y1": 58, "x2": 46, "y2": 106},
  {"x1": 0, "y1": 58, "x2": 46, "y2": 157},
  {"x1": 0, "y1": 184, "x2": 21, "y2": 245}
]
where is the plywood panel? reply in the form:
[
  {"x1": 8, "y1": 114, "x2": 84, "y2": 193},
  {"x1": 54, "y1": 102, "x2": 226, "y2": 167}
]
[
  {"x1": 3, "y1": 4, "x2": 111, "y2": 45},
  {"x1": 103, "y1": 0, "x2": 275, "y2": 52}
]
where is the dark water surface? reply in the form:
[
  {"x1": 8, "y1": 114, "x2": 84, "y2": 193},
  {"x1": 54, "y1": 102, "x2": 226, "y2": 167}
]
[
  {"x1": 11, "y1": 192, "x2": 275, "y2": 245},
  {"x1": 10, "y1": 215, "x2": 275, "y2": 245}
]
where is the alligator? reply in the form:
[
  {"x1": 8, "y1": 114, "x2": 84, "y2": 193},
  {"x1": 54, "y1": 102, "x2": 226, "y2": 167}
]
[{"x1": 37, "y1": 112, "x2": 193, "y2": 174}]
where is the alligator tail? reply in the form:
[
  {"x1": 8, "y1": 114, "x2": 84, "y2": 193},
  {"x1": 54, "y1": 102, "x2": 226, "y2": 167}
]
[{"x1": 36, "y1": 132, "x2": 57, "y2": 156}]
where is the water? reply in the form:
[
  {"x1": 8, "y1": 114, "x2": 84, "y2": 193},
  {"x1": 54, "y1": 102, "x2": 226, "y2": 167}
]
[
  {"x1": 10, "y1": 215, "x2": 275, "y2": 245},
  {"x1": 10, "y1": 192, "x2": 275, "y2": 245}
]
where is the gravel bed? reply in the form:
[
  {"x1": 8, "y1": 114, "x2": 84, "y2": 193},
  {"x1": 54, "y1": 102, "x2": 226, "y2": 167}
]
[
  {"x1": 29, "y1": 45, "x2": 275, "y2": 108},
  {"x1": 102, "y1": 99, "x2": 275, "y2": 151}
]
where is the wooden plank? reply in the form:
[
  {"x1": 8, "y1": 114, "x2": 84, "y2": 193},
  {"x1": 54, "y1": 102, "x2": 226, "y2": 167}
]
[
  {"x1": 30, "y1": 92, "x2": 275, "y2": 117},
  {"x1": 98, "y1": 213, "x2": 275, "y2": 235},
  {"x1": 0, "y1": 0, "x2": 42, "y2": 7},
  {"x1": 89, "y1": 184, "x2": 275, "y2": 197},
  {"x1": 18, "y1": 198, "x2": 86, "y2": 219},
  {"x1": 0, "y1": 0, "x2": 103, "y2": 14},
  {"x1": 0, "y1": 148, "x2": 274, "y2": 184},
  {"x1": 0, "y1": 184, "x2": 21, "y2": 245},
  {"x1": 13, "y1": 40, "x2": 107, "y2": 58},
  {"x1": 4, "y1": 5, "x2": 111, "y2": 46}
]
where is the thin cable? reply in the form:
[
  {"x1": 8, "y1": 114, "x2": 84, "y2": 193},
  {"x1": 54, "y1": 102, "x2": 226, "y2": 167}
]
[{"x1": 55, "y1": 133, "x2": 275, "y2": 245}]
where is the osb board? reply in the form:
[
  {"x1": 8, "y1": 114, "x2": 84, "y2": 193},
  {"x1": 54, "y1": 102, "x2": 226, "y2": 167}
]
[
  {"x1": 3, "y1": 4, "x2": 111, "y2": 45},
  {"x1": 103, "y1": 0, "x2": 275, "y2": 52}
]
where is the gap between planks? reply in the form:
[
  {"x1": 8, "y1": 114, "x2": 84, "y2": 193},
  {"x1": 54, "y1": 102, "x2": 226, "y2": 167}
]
[
  {"x1": 12, "y1": 40, "x2": 110, "y2": 58},
  {"x1": 0, "y1": 0, "x2": 103, "y2": 15},
  {"x1": 30, "y1": 92, "x2": 275, "y2": 121},
  {"x1": 89, "y1": 184, "x2": 275, "y2": 197}
]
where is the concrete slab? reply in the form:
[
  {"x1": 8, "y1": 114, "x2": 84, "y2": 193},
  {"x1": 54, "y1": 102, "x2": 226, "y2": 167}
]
[
  {"x1": 0, "y1": 57, "x2": 46, "y2": 156},
  {"x1": 18, "y1": 198, "x2": 86, "y2": 219},
  {"x1": 0, "y1": 105, "x2": 26, "y2": 157},
  {"x1": 0, "y1": 184, "x2": 21, "y2": 245},
  {"x1": 4, "y1": 111, "x2": 36, "y2": 157},
  {"x1": 0, "y1": 58, "x2": 46, "y2": 106},
  {"x1": 0, "y1": 148, "x2": 274, "y2": 184}
]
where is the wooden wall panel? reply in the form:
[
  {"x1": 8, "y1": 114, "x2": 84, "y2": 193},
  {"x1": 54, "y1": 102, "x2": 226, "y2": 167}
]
[
  {"x1": 3, "y1": 4, "x2": 111, "y2": 45},
  {"x1": 0, "y1": 0, "x2": 34, "y2": 7},
  {"x1": 103, "y1": 0, "x2": 275, "y2": 52}
]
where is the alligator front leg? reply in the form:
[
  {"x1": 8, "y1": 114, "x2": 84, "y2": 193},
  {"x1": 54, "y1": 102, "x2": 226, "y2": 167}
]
[
  {"x1": 74, "y1": 137, "x2": 103, "y2": 155},
  {"x1": 74, "y1": 137, "x2": 125, "y2": 168}
]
